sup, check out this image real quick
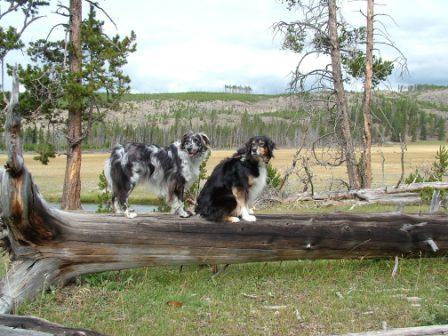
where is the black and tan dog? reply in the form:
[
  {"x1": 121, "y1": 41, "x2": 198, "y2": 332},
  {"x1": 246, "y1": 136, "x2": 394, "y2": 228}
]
[{"x1": 196, "y1": 135, "x2": 276, "y2": 222}]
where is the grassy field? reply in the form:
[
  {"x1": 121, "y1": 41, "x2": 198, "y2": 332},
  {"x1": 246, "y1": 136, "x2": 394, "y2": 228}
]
[
  {"x1": 13, "y1": 257, "x2": 448, "y2": 336},
  {"x1": 1, "y1": 142, "x2": 444, "y2": 204}
]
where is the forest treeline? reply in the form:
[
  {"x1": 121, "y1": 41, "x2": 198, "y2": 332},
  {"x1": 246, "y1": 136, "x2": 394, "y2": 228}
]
[{"x1": 8, "y1": 93, "x2": 446, "y2": 153}]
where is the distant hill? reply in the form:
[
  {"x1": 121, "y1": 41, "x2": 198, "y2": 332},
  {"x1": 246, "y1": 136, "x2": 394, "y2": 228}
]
[
  {"x1": 119, "y1": 92, "x2": 288, "y2": 103},
  {"x1": 15, "y1": 89, "x2": 448, "y2": 153}
]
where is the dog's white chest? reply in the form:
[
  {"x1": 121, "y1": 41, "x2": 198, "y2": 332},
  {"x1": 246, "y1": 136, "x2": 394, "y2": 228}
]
[
  {"x1": 178, "y1": 152, "x2": 201, "y2": 187},
  {"x1": 248, "y1": 164, "x2": 267, "y2": 204}
]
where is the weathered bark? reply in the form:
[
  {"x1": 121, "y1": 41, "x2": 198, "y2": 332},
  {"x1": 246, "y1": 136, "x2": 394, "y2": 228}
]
[
  {"x1": 0, "y1": 314, "x2": 105, "y2": 335},
  {"x1": 395, "y1": 134, "x2": 407, "y2": 188},
  {"x1": 327, "y1": 0, "x2": 361, "y2": 190},
  {"x1": 333, "y1": 324, "x2": 448, "y2": 336},
  {"x1": 61, "y1": 0, "x2": 82, "y2": 210},
  {"x1": 291, "y1": 182, "x2": 448, "y2": 205},
  {"x1": 361, "y1": 0, "x2": 374, "y2": 188}
]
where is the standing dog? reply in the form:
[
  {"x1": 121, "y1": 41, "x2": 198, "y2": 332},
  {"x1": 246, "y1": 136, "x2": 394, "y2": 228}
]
[
  {"x1": 195, "y1": 135, "x2": 275, "y2": 222},
  {"x1": 104, "y1": 132, "x2": 210, "y2": 218}
]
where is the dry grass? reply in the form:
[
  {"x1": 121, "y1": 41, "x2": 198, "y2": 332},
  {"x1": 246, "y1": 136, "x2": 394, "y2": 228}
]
[{"x1": 0, "y1": 142, "x2": 443, "y2": 202}]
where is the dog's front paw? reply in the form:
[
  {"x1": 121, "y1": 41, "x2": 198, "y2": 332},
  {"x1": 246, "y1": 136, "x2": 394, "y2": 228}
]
[
  {"x1": 125, "y1": 209, "x2": 137, "y2": 219},
  {"x1": 248, "y1": 208, "x2": 255, "y2": 215},
  {"x1": 225, "y1": 216, "x2": 240, "y2": 223},
  {"x1": 179, "y1": 211, "x2": 193, "y2": 218},
  {"x1": 242, "y1": 214, "x2": 256, "y2": 222}
]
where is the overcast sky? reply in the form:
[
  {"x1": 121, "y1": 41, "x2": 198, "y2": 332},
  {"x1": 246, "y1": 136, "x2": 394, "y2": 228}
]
[{"x1": 2, "y1": 0, "x2": 448, "y2": 93}]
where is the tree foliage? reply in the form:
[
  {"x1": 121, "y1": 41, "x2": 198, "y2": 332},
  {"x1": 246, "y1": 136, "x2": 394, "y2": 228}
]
[
  {"x1": 0, "y1": 0, "x2": 49, "y2": 60},
  {"x1": 277, "y1": 4, "x2": 393, "y2": 90},
  {"x1": 15, "y1": 5, "x2": 136, "y2": 123},
  {"x1": 11, "y1": 4, "x2": 136, "y2": 164},
  {"x1": 0, "y1": 0, "x2": 49, "y2": 131},
  {"x1": 405, "y1": 145, "x2": 448, "y2": 201},
  {"x1": 343, "y1": 53, "x2": 394, "y2": 88}
]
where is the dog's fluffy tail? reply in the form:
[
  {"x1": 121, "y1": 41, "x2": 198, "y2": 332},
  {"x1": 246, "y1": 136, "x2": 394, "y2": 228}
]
[
  {"x1": 104, "y1": 145, "x2": 125, "y2": 193},
  {"x1": 103, "y1": 158, "x2": 113, "y2": 193}
]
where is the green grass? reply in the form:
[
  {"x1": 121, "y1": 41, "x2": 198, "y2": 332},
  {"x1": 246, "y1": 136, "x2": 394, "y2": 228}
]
[
  {"x1": 119, "y1": 91, "x2": 287, "y2": 103},
  {"x1": 44, "y1": 193, "x2": 163, "y2": 205},
  {"x1": 14, "y1": 258, "x2": 448, "y2": 335}
]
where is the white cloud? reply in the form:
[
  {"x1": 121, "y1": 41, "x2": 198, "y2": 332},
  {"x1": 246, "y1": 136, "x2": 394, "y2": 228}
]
[{"x1": 2, "y1": 0, "x2": 448, "y2": 93}]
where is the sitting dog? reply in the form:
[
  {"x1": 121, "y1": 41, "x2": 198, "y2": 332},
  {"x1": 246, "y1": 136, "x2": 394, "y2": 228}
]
[
  {"x1": 104, "y1": 132, "x2": 210, "y2": 218},
  {"x1": 195, "y1": 135, "x2": 275, "y2": 222}
]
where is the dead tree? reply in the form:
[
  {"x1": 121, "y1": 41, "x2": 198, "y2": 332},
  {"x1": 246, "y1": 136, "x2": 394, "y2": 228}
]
[
  {"x1": 361, "y1": 0, "x2": 374, "y2": 188},
  {"x1": 328, "y1": 0, "x2": 361, "y2": 189},
  {"x1": 0, "y1": 314, "x2": 105, "y2": 336},
  {"x1": 333, "y1": 324, "x2": 448, "y2": 336},
  {"x1": 291, "y1": 182, "x2": 448, "y2": 205}
]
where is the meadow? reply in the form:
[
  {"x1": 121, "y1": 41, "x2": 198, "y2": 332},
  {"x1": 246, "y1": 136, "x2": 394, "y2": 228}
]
[
  {"x1": 0, "y1": 143, "x2": 447, "y2": 335},
  {"x1": 2, "y1": 142, "x2": 444, "y2": 204}
]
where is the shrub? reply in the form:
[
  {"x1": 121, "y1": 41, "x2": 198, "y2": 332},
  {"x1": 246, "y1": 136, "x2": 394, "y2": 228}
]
[
  {"x1": 404, "y1": 146, "x2": 448, "y2": 201},
  {"x1": 33, "y1": 142, "x2": 56, "y2": 165},
  {"x1": 96, "y1": 171, "x2": 112, "y2": 213},
  {"x1": 266, "y1": 163, "x2": 282, "y2": 189}
]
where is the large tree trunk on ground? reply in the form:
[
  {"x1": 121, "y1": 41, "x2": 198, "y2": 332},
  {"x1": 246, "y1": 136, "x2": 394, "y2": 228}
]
[
  {"x1": 1, "y1": 73, "x2": 447, "y2": 315},
  {"x1": 290, "y1": 182, "x2": 448, "y2": 205},
  {"x1": 333, "y1": 324, "x2": 448, "y2": 336},
  {"x1": 328, "y1": 0, "x2": 361, "y2": 190},
  {"x1": 361, "y1": 0, "x2": 374, "y2": 188},
  {"x1": 61, "y1": 0, "x2": 82, "y2": 210},
  {"x1": 0, "y1": 314, "x2": 105, "y2": 335}
]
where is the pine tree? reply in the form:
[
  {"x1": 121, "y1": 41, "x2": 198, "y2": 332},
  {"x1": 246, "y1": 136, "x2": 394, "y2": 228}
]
[{"x1": 15, "y1": 3, "x2": 136, "y2": 209}]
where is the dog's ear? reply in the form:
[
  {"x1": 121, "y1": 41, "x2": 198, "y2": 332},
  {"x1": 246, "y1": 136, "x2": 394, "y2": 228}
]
[
  {"x1": 181, "y1": 131, "x2": 193, "y2": 147},
  {"x1": 237, "y1": 136, "x2": 253, "y2": 155},
  {"x1": 265, "y1": 137, "x2": 276, "y2": 159},
  {"x1": 199, "y1": 133, "x2": 211, "y2": 148},
  {"x1": 246, "y1": 137, "x2": 255, "y2": 151}
]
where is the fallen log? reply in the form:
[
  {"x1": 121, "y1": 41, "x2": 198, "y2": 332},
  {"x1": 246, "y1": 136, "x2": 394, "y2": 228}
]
[
  {"x1": 290, "y1": 182, "x2": 448, "y2": 205},
  {"x1": 0, "y1": 314, "x2": 105, "y2": 336},
  {"x1": 331, "y1": 324, "x2": 448, "y2": 336},
  {"x1": 0, "y1": 72, "x2": 447, "y2": 316}
]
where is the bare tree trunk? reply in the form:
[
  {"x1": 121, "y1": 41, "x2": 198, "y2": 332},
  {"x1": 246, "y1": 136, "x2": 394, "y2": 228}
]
[
  {"x1": 333, "y1": 324, "x2": 448, "y2": 336},
  {"x1": 395, "y1": 133, "x2": 407, "y2": 188},
  {"x1": 361, "y1": 0, "x2": 374, "y2": 188},
  {"x1": 327, "y1": 0, "x2": 361, "y2": 190},
  {"x1": 61, "y1": 0, "x2": 82, "y2": 210},
  {"x1": 0, "y1": 314, "x2": 105, "y2": 335},
  {"x1": 291, "y1": 181, "x2": 448, "y2": 205}
]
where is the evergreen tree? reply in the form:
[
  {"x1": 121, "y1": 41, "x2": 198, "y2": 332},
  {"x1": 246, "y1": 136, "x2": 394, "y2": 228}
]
[{"x1": 15, "y1": 3, "x2": 136, "y2": 208}]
